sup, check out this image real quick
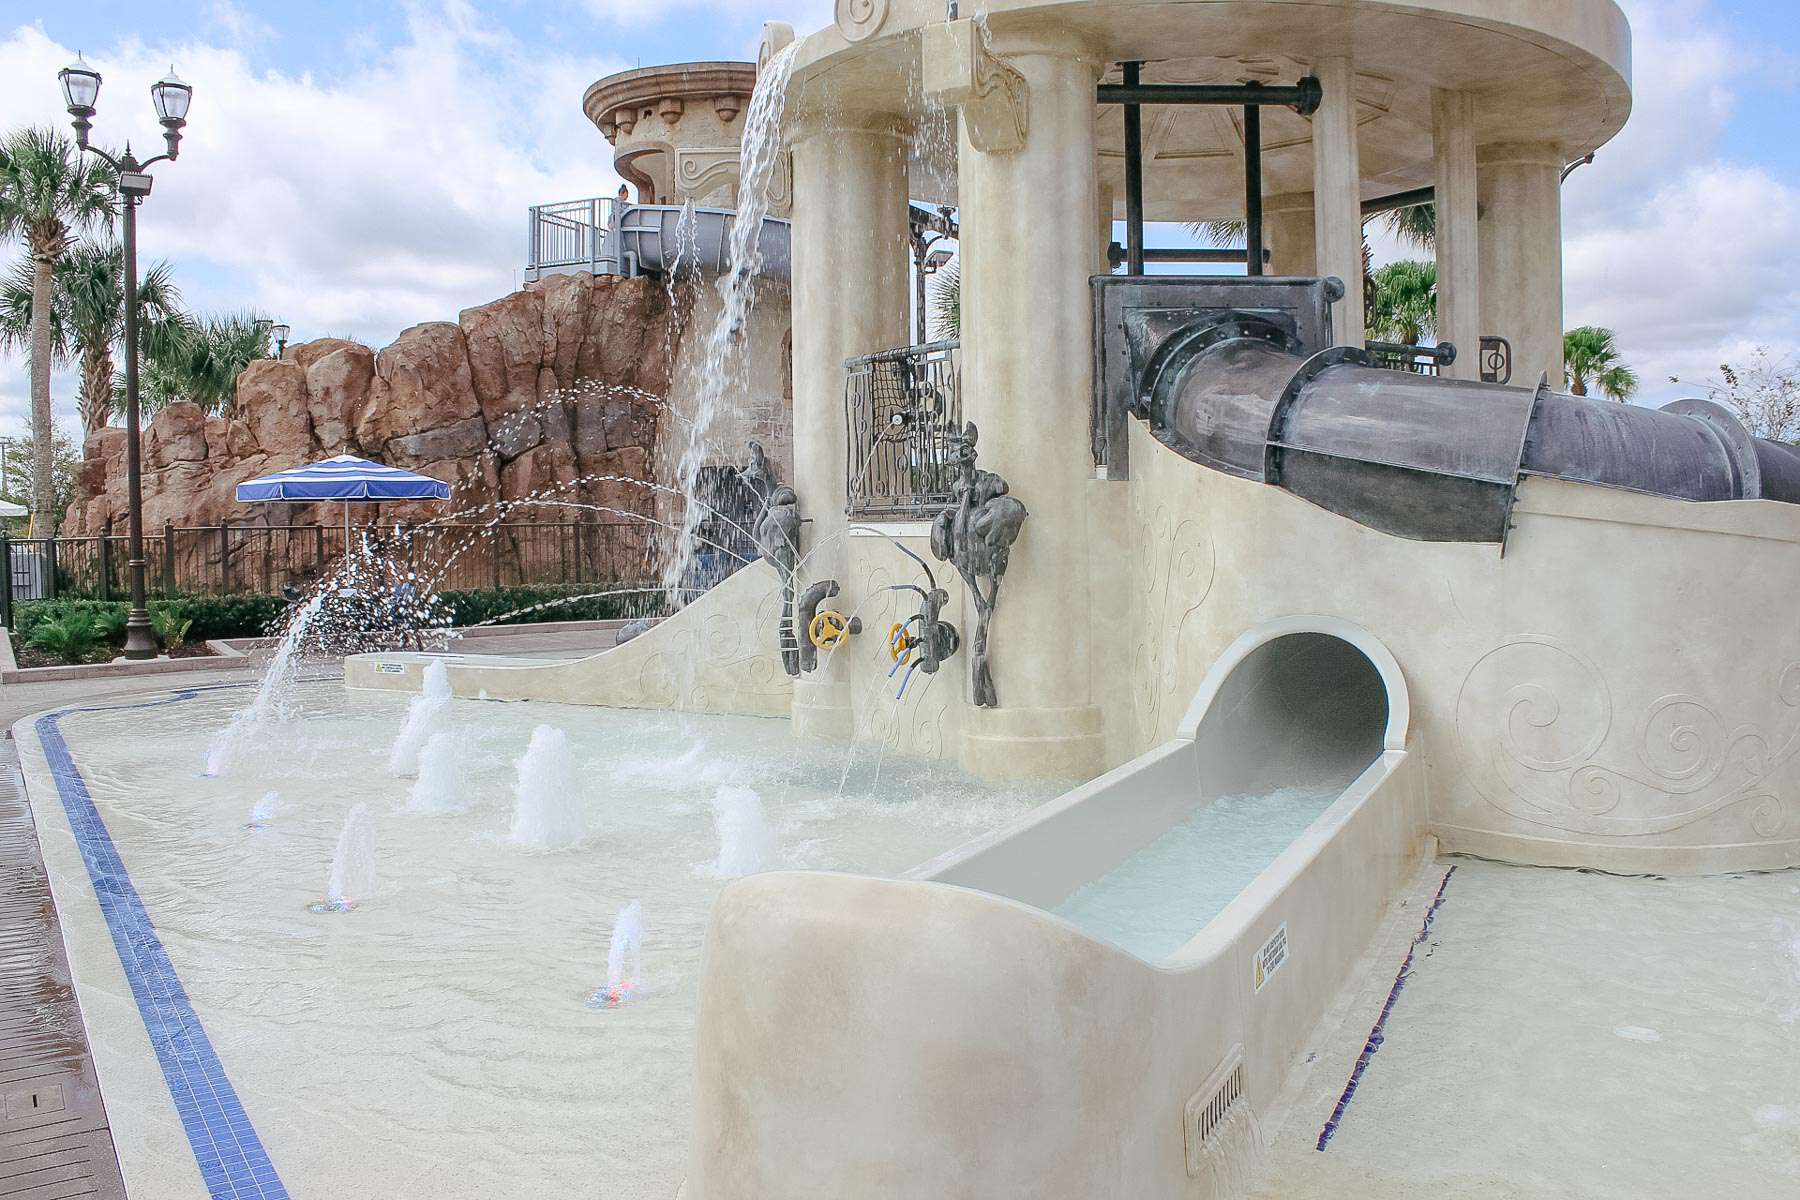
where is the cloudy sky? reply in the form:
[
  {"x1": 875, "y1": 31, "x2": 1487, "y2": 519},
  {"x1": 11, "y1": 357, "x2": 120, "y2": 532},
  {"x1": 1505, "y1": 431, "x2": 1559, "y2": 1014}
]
[{"x1": 0, "y1": 0, "x2": 1795, "y2": 435}]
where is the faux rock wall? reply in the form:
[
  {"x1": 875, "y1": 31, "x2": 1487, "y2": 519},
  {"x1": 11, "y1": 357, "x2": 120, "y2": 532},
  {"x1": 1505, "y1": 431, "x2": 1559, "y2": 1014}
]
[{"x1": 63, "y1": 273, "x2": 676, "y2": 536}]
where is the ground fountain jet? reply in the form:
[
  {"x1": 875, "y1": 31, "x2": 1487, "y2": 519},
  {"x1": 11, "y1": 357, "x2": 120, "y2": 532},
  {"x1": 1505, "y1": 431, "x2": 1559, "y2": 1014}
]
[
  {"x1": 509, "y1": 726, "x2": 586, "y2": 850},
  {"x1": 244, "y1": 791, "x2": 281, "y2": 829},
  {"x1": 314, "y1": 803, "x2": 375, "y2": 913},
  {"x1": 706, "y1": 785, "x2": 776, "y2": 877},
  {"x1": 409, "y1": 729, "x2": 462, "y2": 814},
  {"x1": 388, "y1": 658, "x2": 452, "y2": 775},
  {"x1": 592, "y1": 900, "x2": 645, "y2": 1007}
]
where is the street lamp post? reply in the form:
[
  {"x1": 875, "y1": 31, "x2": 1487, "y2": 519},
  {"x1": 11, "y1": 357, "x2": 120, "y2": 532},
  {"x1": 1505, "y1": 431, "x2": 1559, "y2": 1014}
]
[{"x1": 58, "y1": 58, "x2": 192, "y2": 660}]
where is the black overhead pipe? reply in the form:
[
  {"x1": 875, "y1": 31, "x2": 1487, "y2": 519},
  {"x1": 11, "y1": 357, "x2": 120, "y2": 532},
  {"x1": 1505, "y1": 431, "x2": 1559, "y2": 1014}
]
[
  {"x1": 1122, "y1": 62, "x2": 1145, "y2": 275},
  {"x1": 1097, "y1": 78, "x2": 1322, "y2": 113},
  {"x1": 1243, "y1": 103, "x2": 1264, "y2": 276},
  {"x1": 1106, "y1": 244, "x2": 1270, "y2": 268}
]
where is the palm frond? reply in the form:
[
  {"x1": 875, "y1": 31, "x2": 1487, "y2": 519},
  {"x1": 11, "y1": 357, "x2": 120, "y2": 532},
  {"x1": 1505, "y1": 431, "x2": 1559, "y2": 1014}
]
[
  {"x1": 1563, "y1": 325, "x2": 1636, "y2": 400},
  {"x1": 1365, "y1": 260, "x2": 1438, "y2": 345},
  {"x1": 1378, "y1": 203, "x2": 1436, "y2": 251},
  {"x1": 929, "y1": 263, "x2": 960, "y2": 340}
]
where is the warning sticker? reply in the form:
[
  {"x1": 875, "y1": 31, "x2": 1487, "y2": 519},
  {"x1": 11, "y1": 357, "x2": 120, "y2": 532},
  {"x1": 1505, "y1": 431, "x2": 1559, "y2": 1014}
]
[
  {"x1": 374, "y1": 661, "x2": 406, "y2": 675},
  {"x1": 1253, "y1": 922, "x2": 1289, "y2": 993}
]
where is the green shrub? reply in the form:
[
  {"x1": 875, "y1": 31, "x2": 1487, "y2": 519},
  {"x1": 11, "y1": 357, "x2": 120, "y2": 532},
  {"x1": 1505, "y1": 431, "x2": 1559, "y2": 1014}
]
[
  {"x1": 12, "y1": 584, "x2": 667, "y2": 654},
  {"x1": 160, "y1": 595, "x2": 288, "y2": 642},
  {"x1": 15, "y1": 600, "x2": 126, "y2": 647},
  {"x1": 149, "y1": 606, "x2": 194, "y2": 653},
  {"x1": 25, "y1": 612, "x2": 104, "y2": 664}
]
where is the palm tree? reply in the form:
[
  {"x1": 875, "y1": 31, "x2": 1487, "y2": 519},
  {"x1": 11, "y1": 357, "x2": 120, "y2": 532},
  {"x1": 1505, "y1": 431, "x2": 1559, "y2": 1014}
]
[
  {"x1": 1378, "y1": 203, "x2": 1436, "y2": 252},
  {"x1": 0, "y1": 128, "x2": 115, "y2": 532},
  {"x1": 929, "y1": 263, "x2": 960, "y2": 340},
  {"x1": 1366, "y1": 260, "x2": 1438, "y2": 346},
  {"x1": 121, "y1": 311, "x2": 271, "y2": 416},
  {"x1": 1564, "y1": 326, "x2": 1639, "y2": 402},
  {"x1": 0, "y1": 242, "x2": 185, "y2": 437}
]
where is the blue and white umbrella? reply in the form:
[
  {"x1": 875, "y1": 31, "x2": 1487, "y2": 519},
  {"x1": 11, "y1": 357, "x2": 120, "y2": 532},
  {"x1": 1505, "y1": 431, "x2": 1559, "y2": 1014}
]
[{"x1": 236, "y1": 454, "x2": 451, "y2": 540}]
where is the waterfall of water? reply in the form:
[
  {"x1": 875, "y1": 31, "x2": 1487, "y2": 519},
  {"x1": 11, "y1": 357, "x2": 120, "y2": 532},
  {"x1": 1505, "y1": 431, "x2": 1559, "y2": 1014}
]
[
  {"x1": 509, "y1": 725, "x2": 586, "y2": 849},
  {"x1": 408, "y1": 729, "x2": 463, "y2": 814},
  {"x1": 660, "y1": 41, "x2": 799, "y2": 603},
  {"x1": 388, "y1": 658, "x2": 452, "y2": 776},
  {"x1": 321, "y1": 803, "x2": 376, "y2": 912},
  {"x1": 592, "y1": 899, "x2": 645, "y2": 1007},
  {"x1": 205, "y1": 592, "x2": 327, "y2": 778},
  {"x1": 706, "y1": 784, "x2": 776, "y2": 877}
]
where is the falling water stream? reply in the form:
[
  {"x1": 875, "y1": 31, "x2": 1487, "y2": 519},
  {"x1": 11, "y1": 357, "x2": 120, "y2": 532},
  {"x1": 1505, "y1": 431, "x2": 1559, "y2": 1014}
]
[{"x1": 660, "y1": 40, "x2": 800, "y2": 602}]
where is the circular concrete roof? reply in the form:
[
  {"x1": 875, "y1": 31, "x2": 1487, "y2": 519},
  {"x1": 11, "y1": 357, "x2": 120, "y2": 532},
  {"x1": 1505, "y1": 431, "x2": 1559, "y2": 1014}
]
[
  {"x1": 584, "y1": 61, "x2": 758, "y2": 141},
  {"x1": 787, "y1": 0, "x2": 1632, "y2": 219}
]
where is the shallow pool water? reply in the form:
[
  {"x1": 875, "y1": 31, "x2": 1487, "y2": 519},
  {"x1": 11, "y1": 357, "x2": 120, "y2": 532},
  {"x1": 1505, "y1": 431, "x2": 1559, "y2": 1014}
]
[
  {"x1": 45, "y1": 681, "x2": 1054, "y2": 1199},
  {"x1": 1053, "y1": 781, "x2": 1345, "y2": 961}
]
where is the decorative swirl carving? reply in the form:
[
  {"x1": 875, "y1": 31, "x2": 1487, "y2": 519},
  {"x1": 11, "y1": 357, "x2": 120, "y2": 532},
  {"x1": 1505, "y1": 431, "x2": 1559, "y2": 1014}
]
[
  {"x1": 834, "y1": 0, "x2": 887, "y2": 43},
  {"x1": 1457, "y1": 638, "x2": 1800, "y2": 841},
  {"x1": 1637, "y1": 695, "x2": 1723, "y2": 784},
  {"x1": 757, "y1": 22, "x2": 795, "y2": 76},
  {"x1": 1781, "y1": 662, "x2": 1800, "y2": 708}
]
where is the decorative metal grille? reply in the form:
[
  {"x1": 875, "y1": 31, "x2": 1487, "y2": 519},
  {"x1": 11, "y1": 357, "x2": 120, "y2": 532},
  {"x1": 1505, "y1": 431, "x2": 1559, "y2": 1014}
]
[{"x1": 843, "y1": 340, "x2": 963, "y2": 519}]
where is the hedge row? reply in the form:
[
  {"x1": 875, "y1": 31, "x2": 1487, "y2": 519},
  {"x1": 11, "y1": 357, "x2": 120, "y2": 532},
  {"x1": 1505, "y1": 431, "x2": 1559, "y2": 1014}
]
[{"x1": 14, "y1": 583, "x2": 667, "y2": 646}]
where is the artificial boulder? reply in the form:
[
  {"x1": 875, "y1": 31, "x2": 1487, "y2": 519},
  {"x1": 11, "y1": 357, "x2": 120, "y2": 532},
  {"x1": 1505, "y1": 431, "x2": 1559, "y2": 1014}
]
[{"x1": 60, "y1": 273, "x2": 678, "y2": 539}]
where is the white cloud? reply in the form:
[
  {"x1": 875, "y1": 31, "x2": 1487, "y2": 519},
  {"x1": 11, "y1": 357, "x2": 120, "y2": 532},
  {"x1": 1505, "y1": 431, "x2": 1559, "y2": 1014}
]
[
  {"x1": 0, "y1": 9, "x2": 633, "y2": 434},
  {"x1": 1562, "y1": 0, "x2": 1800, "y2": 404}
]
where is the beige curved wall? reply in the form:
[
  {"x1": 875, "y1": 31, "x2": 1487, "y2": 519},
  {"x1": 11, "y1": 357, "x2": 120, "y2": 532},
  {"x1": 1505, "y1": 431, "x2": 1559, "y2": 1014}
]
[
  {"x1": 818, "y1": 416, "x2": 1800, "y2": 874},
  {"x1": 344, "y1": 558, "x2": 792, "y2": 716},
  {"x1": 1121, "y1": 420, "x2": 1800, "y2": 874}
]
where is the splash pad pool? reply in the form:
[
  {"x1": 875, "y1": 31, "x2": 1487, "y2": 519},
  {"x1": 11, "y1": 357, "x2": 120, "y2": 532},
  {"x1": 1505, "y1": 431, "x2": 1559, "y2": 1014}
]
[{"x1": 19, "y1": 682, "x2": 1051, "y2": 1198}]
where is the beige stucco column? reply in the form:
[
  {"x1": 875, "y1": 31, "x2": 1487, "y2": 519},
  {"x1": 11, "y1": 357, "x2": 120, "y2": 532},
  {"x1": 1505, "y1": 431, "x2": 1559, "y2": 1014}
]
[
  {"x1": 1478, "y1": 141, "x2": 1565, "y2": 386},
  {"x1": 1266, "y1": 191, "x2": 1316, "y2": 276},
  {"x1": 951, "y1": 30, "x2": 1106, "y2": 781},
  {"x1": 1310, "y1": 56, "x2": 1365, "y2": 344},
  {"x1": 1096, "y1": 174, "x2": 1115, "y2": 275},
  {"x1": 1433, "y1": 90, "x2": 1480, "y2": 379},
  {"x1": 787, "y1": 110, "x2": 910, "y2": 741}
]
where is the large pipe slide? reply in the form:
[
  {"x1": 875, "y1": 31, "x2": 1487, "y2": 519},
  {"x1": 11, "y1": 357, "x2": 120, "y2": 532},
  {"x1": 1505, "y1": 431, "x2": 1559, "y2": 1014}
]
[{"x1": 1093, "y1": 277, "x2": 1800, "y2": 543}]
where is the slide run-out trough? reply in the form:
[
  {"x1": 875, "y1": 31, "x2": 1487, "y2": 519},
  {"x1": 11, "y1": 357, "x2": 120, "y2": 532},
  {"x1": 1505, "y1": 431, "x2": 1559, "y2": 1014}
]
[{"x1": 684, "y1": 617, "x2": 1431, "y2": 1199}]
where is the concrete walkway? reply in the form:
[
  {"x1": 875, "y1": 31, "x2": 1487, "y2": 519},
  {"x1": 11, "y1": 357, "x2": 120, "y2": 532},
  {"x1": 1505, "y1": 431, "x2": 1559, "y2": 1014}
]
[{"x1": 0, "y1": 736, "x2": 128, "y2": 1200}]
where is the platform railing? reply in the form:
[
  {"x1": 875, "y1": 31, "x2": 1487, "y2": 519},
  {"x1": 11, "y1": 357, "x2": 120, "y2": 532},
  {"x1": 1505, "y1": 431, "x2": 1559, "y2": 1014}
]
[
  {"x1": 526, "y1": 197, "x2": 621, "y2": 280},
  {"x1": 843, "y1": 339, "x2": 963, "y2": 520}
]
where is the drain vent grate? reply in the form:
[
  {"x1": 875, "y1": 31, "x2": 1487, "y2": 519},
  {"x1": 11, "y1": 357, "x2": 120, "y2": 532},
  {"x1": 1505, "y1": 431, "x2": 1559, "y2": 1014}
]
[{"x1": 1183, "y1": 1046, "x2": 1246, "y2": 1176}]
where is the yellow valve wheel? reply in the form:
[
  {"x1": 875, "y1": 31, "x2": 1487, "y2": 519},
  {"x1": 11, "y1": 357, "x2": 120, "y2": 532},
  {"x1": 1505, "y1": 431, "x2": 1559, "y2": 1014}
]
[
  {"x1": 809, "y1": 609, "x2": 853, "y2": 651},
  {"x1": 888, "y1": 621, "x2": 914, "y2": 662}
]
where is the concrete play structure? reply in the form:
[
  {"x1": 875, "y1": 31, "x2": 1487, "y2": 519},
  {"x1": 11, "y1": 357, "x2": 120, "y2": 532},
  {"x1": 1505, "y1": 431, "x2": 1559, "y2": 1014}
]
[{"x1": 349, "y1": 1, "x2": 1800, "y2": 1194}]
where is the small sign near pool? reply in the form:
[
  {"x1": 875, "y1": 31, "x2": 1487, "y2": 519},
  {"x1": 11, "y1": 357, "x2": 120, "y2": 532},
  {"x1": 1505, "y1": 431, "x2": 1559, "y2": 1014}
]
[
  {"x1": 1254, "y1": 922, "x2": 1289, "y2": 993},
  {"x1": 374, "y1": 661, "x2": 406, "y2": 675}
]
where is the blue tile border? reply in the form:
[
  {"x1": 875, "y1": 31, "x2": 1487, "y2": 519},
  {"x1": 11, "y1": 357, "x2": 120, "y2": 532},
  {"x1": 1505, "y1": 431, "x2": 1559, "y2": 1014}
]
[
  {"x1": 1315, "y1": 863, "x2": 1458, "y2": 1151},
  {"x1": 33, "y1": 691, "x2": 290, "y2": 1199}
]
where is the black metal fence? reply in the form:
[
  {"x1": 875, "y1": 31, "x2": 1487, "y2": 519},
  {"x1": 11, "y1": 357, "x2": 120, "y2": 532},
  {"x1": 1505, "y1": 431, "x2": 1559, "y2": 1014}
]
[
  {"x1": 1, "y1": 519, "x2": 660, "y2": 610},
  {"x1": 843, "y1": 339, "x2": 963, "y2": 519}
]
